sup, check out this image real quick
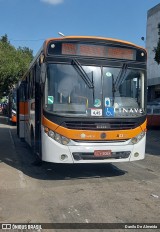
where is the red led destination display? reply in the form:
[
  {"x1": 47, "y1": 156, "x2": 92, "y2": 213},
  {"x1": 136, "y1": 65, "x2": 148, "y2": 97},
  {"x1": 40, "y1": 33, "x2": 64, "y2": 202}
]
[
  {"x1": 62, "y1": 43, "x2": 136, "y2": 60},
  {"x1": 79, "y1": 44, "x2": 106, "y2": 57},
  {"x1": 107, "y1": 47, "x2": 134, "y2": 60},
  {"x1": 61, "y1": 43, "x2": 77, "y2": 55}
]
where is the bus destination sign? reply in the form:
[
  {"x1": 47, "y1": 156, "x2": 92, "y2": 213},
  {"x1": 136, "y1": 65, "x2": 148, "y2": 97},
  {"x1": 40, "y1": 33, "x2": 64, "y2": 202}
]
[{"x1": 61, "y1": 43, "x2": 136, "y2": 60}]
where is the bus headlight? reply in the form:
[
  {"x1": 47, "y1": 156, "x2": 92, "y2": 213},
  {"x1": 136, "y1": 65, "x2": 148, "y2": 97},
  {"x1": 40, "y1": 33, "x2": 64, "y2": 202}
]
[
  {"x1": 61, "y1": 136, "x2": 70, "y2": 145},
  {"x1": 129, "y1": 131, "x2": 145, "y2": 145},
  {"x1": 48, "y1": 130, "x2": 55, "y2": 139},
  {"x1": 47, "y1": 129, "x2": 70, "y2": 145},
  {"x1": 54, "y1": 133, "x2": 61, "y2": 143}
]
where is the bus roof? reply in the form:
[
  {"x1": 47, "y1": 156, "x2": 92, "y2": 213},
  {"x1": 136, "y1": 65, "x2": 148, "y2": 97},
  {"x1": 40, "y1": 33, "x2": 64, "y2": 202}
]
[
  {"x1": 44, "y1": 35, "x2": 145, "y2": 51},
  {"x1": 21, "y1": 35, "x2": 146, "y2": 82}
]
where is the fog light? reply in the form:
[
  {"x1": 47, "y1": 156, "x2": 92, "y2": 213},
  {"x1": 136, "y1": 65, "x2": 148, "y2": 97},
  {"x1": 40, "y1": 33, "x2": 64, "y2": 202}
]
[
  {"x1": 134, "y1": 152, "x2": 139, "y2": 157},
  {"x1": 60, "y1": 154, "x2": 68, "y2": 161}
]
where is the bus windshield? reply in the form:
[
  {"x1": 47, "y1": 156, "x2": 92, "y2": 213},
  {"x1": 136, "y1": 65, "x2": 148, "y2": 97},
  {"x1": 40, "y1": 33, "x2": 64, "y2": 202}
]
[{"x1": 44, "y1": 63, "x2": 146, "y2": 118}]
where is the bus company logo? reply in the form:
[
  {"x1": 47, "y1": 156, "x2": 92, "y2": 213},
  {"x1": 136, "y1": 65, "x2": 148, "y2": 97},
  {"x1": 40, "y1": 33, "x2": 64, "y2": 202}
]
[
  {"x1": 80, "y1": 133, "x2": 86, "y2": 139},
  {"x1": 115, "y1": 108, "x2": 144, "y2": 114},
  {"x1": 80, "y1": 133, "x2": 95, "y2": 139}
]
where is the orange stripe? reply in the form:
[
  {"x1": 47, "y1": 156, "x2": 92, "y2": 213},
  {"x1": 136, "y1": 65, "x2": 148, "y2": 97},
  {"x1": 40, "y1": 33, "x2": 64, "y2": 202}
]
[
  {"x1": 19, "y1": 102, "x2": 28, "y2": 115},
  {"x1": 11, "y1": 115, "x2": 17, "y2": 123},
  {"x1": 42, "y1": 116, "x2": 146, "y2": 141},
  {"x1": 42, "y1": 116, "x2": 59, "y2": 131}
]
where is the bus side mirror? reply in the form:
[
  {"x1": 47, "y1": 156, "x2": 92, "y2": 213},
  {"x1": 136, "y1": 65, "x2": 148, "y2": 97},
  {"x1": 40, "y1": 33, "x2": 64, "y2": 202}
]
[{"x1": 40, "y1": 63, "x2": 46, "y2": 84}]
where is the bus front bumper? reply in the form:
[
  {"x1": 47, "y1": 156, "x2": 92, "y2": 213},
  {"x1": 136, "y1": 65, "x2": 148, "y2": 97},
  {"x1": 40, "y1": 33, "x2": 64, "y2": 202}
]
[{"x1": 42, "y1": 130, "x2": 146, "y2": 163}]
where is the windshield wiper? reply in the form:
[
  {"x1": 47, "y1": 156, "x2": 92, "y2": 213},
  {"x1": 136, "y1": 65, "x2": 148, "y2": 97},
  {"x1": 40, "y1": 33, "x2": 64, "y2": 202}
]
[
  {"x1": 113, "y1": 63, "x2": 128, "y2": 92},
  {"x1": 72, "y1": 59, "x2": 94, "y2": 89}
]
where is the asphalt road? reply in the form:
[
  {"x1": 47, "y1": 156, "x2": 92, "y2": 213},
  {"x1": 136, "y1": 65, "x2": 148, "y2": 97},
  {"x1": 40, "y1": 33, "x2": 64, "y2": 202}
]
[{"x1": 0, "y1": 115, "x2": 160, "y2": 232}]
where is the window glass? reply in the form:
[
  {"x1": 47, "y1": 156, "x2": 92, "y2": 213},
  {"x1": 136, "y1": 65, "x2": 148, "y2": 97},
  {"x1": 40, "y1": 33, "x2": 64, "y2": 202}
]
[{"x1": 44, "y1": 63, "x2": 145, "y2": 118}]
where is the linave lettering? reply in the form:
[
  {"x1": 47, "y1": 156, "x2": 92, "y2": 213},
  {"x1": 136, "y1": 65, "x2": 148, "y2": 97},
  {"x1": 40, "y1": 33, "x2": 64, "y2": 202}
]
[{"x1": 115, "y1": 108, "x2": 144, "y2": 114}]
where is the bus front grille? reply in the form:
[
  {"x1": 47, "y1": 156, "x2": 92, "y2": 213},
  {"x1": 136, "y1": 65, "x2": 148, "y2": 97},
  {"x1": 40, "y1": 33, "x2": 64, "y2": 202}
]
[{"x1": 62, "y1": 121, "x2": 138, "y2": 130}]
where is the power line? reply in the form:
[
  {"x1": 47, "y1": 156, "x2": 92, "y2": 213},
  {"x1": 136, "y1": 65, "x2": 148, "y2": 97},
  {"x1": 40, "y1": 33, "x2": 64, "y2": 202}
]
[{"x1": 10, "y1": 38, "x2": 45, "y2": 42}]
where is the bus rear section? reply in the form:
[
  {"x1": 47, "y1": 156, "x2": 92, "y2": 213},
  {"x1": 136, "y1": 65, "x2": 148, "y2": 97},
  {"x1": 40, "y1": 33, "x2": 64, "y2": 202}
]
[
  {"x1": 17, "y1": 36, "x2": 147, "y2": 164},
  {"x1": 8, "y1": 88, "x2": 17, "y2": 124},
  {"x1": 147, "y1": 104, "x2": 160, "y2": 127}
]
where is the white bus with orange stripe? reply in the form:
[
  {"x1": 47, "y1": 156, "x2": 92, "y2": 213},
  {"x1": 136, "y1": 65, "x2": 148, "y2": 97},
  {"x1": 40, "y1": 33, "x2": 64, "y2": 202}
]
[
  {"x1": 17, "y1": 36, "x2": 147, "y2": 163},
  {"x1": 8, "y1": 88, "x2": 17, "y2": 124}
]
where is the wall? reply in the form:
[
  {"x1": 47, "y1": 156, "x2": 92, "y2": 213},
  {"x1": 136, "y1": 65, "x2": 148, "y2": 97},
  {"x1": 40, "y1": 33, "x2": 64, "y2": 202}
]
[{"x1": 146, "y1": 3, "x2": 160, "y2": 100}]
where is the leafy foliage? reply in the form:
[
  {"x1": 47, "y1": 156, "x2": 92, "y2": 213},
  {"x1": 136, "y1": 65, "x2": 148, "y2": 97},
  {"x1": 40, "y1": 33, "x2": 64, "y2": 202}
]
[
  {"x1": 0, "y1": 34, "x2": 33, "y2": 97},
  {"x1": 153, "y1": 23, "x2": 160, "y2": 65},
  {"x1": 153, "y1": 40, "x2": 160, "y2": 65}
]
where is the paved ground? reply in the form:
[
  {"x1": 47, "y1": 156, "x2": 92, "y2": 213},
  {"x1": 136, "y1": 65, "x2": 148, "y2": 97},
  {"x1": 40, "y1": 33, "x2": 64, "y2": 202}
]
[{"x1": 0, "y1": 115, "x2": 160, "y2": 232}]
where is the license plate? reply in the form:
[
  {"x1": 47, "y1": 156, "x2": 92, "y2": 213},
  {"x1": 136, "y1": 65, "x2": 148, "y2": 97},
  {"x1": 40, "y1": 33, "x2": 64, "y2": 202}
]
[{"x1": 94, "y1": 150, "x2": 112, "y2": 157}]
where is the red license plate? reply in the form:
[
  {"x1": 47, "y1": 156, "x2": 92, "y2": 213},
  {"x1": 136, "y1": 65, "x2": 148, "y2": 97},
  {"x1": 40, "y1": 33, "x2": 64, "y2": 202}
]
[{"x1": 94, "y1": 150, "x2": 112, "y2": 157}]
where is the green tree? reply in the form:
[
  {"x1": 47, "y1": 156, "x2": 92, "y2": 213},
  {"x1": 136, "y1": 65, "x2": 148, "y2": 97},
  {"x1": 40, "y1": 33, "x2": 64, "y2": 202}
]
[
  {"x1": 0, "y1": 34, "x2": 33, "y2": 97},
  {"x1": 153, "y1": 23, "x2": 160, "y2": 65},
  {"x1": 1, "y1": 34, "x2": 10, "y2": 44},
  {"x1": 154, "y1": 40, "x2": 160, "y2": 65}
]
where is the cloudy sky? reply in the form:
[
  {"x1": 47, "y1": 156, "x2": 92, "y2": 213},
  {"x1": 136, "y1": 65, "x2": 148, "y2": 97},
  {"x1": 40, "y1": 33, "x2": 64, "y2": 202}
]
[{"x1": 41, "y1": 0, "x2": 64, "y2": 5}]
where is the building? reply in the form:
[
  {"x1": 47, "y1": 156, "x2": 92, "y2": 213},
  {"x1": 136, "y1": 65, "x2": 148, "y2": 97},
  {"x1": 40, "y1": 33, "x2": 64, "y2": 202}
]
[{"x1": 146, "y1": 3, "x2": 160, "y2": 101}]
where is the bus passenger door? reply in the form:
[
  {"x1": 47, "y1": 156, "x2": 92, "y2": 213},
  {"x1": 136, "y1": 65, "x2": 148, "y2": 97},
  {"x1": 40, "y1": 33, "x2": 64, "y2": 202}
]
[{"x1": 34, "y1": 65, "x2": 42, "y2": 159}]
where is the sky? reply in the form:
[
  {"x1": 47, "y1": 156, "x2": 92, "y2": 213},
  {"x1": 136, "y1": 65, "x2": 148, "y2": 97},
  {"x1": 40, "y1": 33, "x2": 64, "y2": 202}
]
[{"x1": 0, "y1": 0, "x2": 160, "y2": 55}]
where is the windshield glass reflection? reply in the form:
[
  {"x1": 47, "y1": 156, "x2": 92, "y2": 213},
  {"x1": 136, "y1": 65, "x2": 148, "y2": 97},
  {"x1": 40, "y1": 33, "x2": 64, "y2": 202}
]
[{"x1": 44, "y1": 63, "x2": 145, "y2": 117}]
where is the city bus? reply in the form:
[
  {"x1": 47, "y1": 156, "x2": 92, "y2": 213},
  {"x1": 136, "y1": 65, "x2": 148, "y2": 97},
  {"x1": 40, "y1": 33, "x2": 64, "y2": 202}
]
[
  {"x1": 147, "y1": 101, "x2": 160, "y2": 127},
  {"x1": 17, "y1": 36, "x2": 147, "y2": 163},
  {"x1": 8, "y1": 88, "x2": 17, "y2": 123}
]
